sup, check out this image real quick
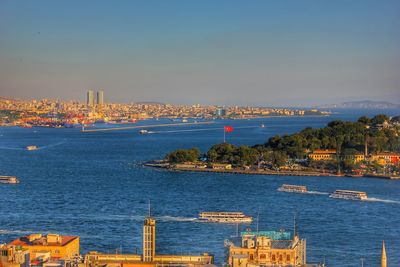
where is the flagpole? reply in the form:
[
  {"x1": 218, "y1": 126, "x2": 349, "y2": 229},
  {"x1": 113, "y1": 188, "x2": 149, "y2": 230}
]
[{"x1": 223, "y1": 128, "x2": 226, "y2": 143}]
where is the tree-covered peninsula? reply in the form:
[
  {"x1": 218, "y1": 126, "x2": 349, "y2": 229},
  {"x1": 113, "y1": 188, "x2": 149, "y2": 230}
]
[{"x1": 164, "y1": 115, "x2": 400, "y2": 175}]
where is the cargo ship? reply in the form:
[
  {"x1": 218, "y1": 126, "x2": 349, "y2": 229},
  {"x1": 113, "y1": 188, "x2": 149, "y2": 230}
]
[
  {"x1": 198, "y1": 212, "x2": 253, "y2": 223},
  {"x1": 0, "y1": 176, "x2": 20, "y2": 184},
  {"x1": 329, "y1": 190, "x2": 367, "y2": 200},
  {"x1": 277, "y1": 184, "x2": 308, "y2": 193}
]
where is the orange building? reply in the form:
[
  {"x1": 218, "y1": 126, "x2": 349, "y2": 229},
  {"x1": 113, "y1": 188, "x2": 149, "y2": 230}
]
[
  {"x1": 370, "y1": 152, "x2": 400, "y2": 165},
  {"x1": 8, "y1": 234, "x2": 79, "y2": 262},
  {"x1": 309, "y1": 149, "x2": 337, "y2": 161}
]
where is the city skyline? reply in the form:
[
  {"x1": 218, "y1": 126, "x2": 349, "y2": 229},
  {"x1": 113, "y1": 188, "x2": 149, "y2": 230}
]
[{"x1": 0, "y1": 0, "x2": 399, "y2": 106}]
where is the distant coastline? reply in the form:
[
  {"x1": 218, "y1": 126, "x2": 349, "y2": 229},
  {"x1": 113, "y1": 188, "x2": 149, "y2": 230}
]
[{"x1": 317, "y1": 100, "x2": 400, "y2": 109}]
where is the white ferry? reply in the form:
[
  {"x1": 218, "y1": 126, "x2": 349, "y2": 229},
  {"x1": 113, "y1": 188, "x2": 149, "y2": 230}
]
[
  {"x1": 198, "y1": 212, "x2": 253, "y2": 223},
  {"x1": 329, "y1": 190, "x2": 367, "y2": 201},
  {"x1": 0, "y1": 176, "x2": 20, "y2": 184},
  {"x1": 278, "y1": 184, "x2": 308, "y2": 193},
  {"x1": 26, "y1": 145, "x2": 38, "y2": 151}
]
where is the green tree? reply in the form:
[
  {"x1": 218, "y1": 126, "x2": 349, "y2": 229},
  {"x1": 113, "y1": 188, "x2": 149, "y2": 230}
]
[{"x1": 166, "y1": 148, "x2": 200, "y2": 163}]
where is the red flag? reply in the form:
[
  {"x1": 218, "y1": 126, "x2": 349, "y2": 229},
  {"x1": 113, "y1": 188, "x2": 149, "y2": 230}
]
[{"x1": 224, "y1": 126, "x2": 234, "y2": 132}]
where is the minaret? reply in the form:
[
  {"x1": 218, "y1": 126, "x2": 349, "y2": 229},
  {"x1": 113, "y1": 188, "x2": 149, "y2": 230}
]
[
  {"x1": 381, "y1": 240, "x2": 387, "y2": 267},
  {"x1": 143, "y1": 201, "x2": 156, "y2": 262}
]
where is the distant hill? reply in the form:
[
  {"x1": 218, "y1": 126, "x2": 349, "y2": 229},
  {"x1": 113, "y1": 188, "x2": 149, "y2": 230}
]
[{"x1": 318, "y1": 100, "x2": 400, "y2": 109}]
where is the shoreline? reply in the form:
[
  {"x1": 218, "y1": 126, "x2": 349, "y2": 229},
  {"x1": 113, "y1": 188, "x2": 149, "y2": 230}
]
[{"x1": 144, "y1": 162, "x2": 400, "y2": 180}]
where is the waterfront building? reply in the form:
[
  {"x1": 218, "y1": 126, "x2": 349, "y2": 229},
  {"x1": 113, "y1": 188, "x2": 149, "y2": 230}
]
[
  {"x1": 370, "y1": 152, "x2": 400, "y2": 165},
  {"x1": 173, "y1": 162, "x2": 207, "y2": 169},
  {"x1": 342, "y1": 152, "x2": 365, "y2": 163},
  {"x1": 308, "y1": 149, "x2": 337, "y2": 161},
  {"x1": 0, "y1": 244, "x2": 30, "y2": 267},
  {"x1": 227, "y1": 230, "x2": 306, "y2": 267},
  {"x1": 211, "y1": 163, "x2": 232, "y2": 170},
  {"x1": 8, "y1": 234, "x2": 80, "y2": 262},
  {"x1": 85, "y1": 217, "x2": 213, "y2": 267},
  {"x1": 86, "y1": 91, "x2": 95, "y2": 107}
]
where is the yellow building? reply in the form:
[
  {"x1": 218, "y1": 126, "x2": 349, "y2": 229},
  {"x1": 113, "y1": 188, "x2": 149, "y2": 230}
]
[
  {"x1": 211, "y1": 163, "x2": 232, "y2": 170},
  {"x1": 8, "y1": 234, "x2": 79, "y2": 261},
  {"x1": 227, "y1": 231, "x2": 306, "y2": 267},
  {"x1": 85, "y1": 217, "x2": 213, "y2": 267},
  {"x1": 174, "y1": 162, "x2": 207, "y2": 169},
  {"x1": 309, "y1": 149, "x2": 337, "y2": 161},
  {"x1": 343, "y1": 152, "x2": 365, "y2": 163}
]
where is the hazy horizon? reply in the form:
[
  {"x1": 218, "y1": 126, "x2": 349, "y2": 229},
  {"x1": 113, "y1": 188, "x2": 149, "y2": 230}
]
[{"x1": 1, "y1": 0, "x2": 399, "y2": 106}]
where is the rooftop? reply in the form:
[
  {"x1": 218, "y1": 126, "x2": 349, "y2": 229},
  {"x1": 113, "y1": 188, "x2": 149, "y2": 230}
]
[
  {"x1": 241, "y1": 231, "x2": 291, "y2": 241},
  {"x1": 9, "y1": 234, "x2": 78, "y2": 247}
]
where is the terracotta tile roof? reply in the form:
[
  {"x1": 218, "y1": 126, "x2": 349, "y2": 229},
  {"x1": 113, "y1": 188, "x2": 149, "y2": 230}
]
[{"x1": 9, "y1": 235, "x2": 78, "y2": 247}]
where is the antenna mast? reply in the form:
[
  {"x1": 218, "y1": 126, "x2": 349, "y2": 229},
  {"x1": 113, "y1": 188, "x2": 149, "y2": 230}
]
[
  {"x1": 148, "y1": 199, "x2": 151, "y2": 217},
  {"x1": 256, "y1": 211, "x2": 259, "y2": 234}
]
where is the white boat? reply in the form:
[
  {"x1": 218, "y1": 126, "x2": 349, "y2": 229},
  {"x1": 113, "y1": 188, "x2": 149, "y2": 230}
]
[
  {"x1": 329, "y1": 190, "x2": 367, "y2": 200},
  {"x1": 278, "y1": 184, "x2": 308, "y2": 193},
  {"x1": 260, "y1": 124, "x2": 265, "y2": 128},
  {"x1": 0, "y1": 176, "x2": 19, "y2": 184},
  {"x1": 26, "y1": 145, "x2": 38, "y2": 151},
  {"x1": 198, "y1": 212, "x2": 253, "y2": 223},
  {"x1": 139, "y1": 130, "x2": 148, "y2": 134}
]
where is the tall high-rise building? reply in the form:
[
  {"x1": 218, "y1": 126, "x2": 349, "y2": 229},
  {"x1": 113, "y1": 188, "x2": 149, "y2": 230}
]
[
  {"x1": 97, "y1": 90, "x2": 104, "y2": 106},
  {"x1": 87, "y1": 90, "x2": 94, "y2": 106},
  {"x1": 143, "y1": 217, "x2": 156, "y2": 262}
]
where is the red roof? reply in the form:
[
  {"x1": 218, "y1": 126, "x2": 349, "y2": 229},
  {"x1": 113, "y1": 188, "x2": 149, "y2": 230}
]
[{"x1": 9, "y1": 235, "x2": 78, "y2": 247}]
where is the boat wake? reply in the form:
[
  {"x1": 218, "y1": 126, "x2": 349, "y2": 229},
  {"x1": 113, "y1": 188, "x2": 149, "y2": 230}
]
[
  {"x1": 37, "y1": 140, "x2": 67, "y2": 150},
  {"x1": 156, "y1": 215, "x2": 198, "y2": 222},
  {"x1": 364, "y1": 197, "x2": 400, "y2": 204},
  {"x1": 0, "y1": 229, "x2": 32, "y2": 235},
  {"x1": 307, "y1": 191, "x2": 329, "y2": 195},
  {"x1": 106, "y1": 214, "x2": 198, "y2": 222},
  {"x1": 0, "y1": 146, "x2": 24, "y2": 150}
]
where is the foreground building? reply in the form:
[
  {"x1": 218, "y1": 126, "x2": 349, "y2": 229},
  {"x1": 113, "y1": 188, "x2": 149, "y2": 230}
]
[
  {"x1": 85, "y1": 216, "x2": 213, "y2": 267},
  {"x1": 227, "y1": 230, "x2": 307, "y2": 267},
  {"x1": 0, "y1": 244, "x2": 30, "y2": 267},
  {"x1": 8, "y1": 234, "x2": 80, "y2": 263}
]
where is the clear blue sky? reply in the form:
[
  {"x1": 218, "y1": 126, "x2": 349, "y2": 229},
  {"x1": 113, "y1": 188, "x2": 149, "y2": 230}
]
[{"x1": 0, "y1": 0, "x2": 399, "y2": 106}]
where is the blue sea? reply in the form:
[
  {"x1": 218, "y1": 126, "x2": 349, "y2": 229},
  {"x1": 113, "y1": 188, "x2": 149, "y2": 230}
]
[{"x1": 0, "y1": 109, "x2": 399, "y2": 266}]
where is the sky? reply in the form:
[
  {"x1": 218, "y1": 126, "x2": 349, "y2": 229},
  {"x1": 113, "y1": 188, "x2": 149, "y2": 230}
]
[{"x1": 0, "y1": 0, "x2": 399, "y2": 106}]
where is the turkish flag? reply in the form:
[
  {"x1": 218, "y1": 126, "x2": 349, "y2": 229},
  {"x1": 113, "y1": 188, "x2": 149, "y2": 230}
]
[{"x1": 224, "y1": 126, "x2": 234, "y2": 132}]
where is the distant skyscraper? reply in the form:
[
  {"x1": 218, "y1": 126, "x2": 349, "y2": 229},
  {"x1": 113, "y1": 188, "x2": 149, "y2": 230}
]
[
  {"x1": 97, "y1": 90, "x2": 104, "y2": 106},
  {"x1": 216, "y1": 108, "x2": 227, "y2": 116},
  {"x1": 87, "y1": 90, "x2": 94, "y2": 106}
]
